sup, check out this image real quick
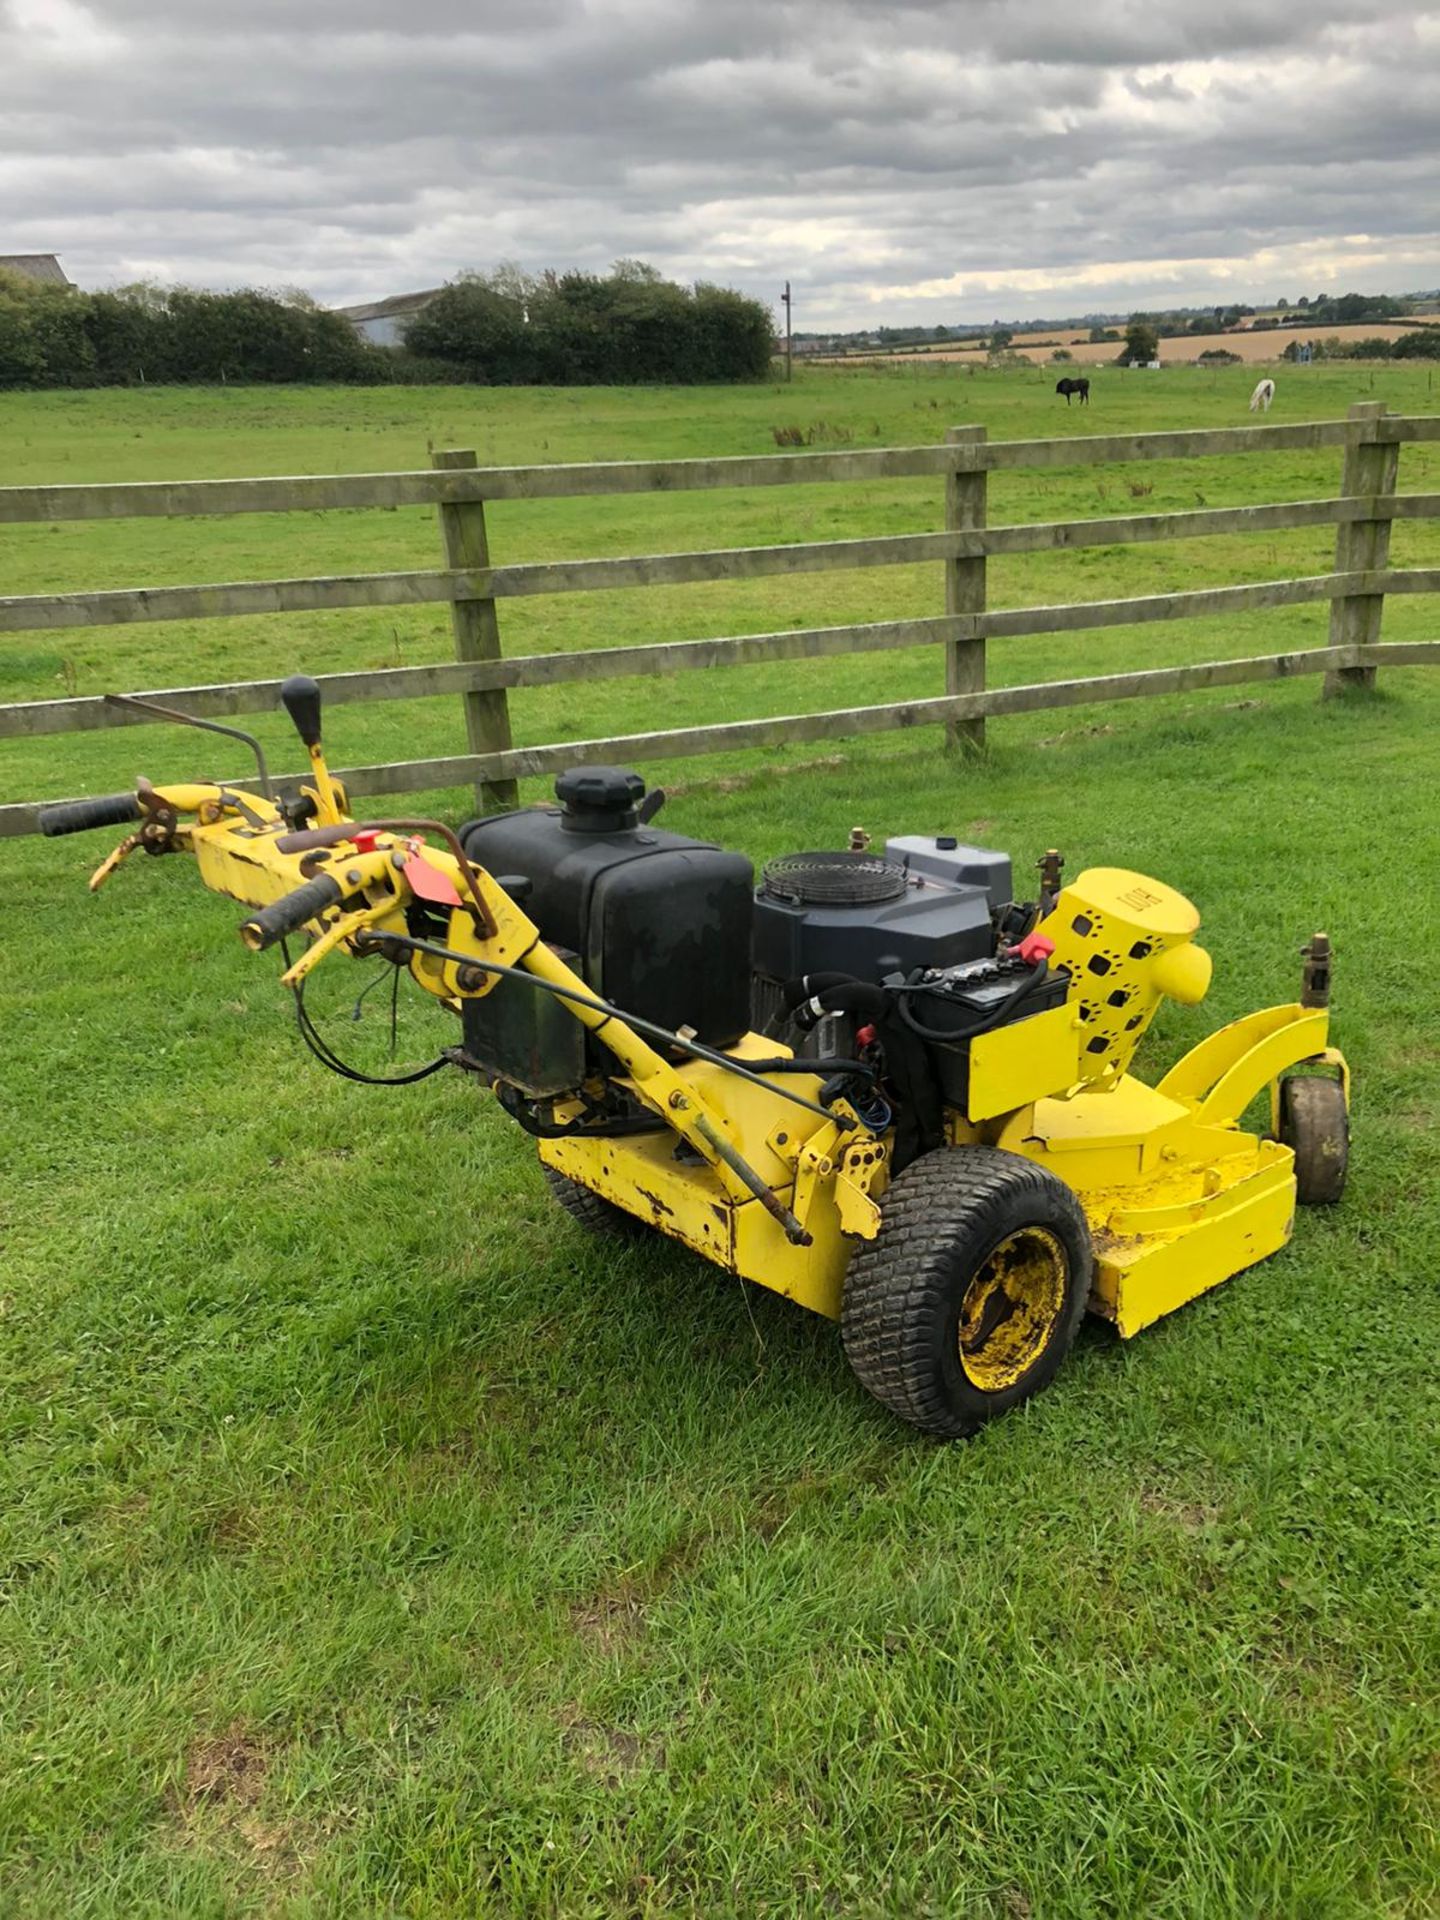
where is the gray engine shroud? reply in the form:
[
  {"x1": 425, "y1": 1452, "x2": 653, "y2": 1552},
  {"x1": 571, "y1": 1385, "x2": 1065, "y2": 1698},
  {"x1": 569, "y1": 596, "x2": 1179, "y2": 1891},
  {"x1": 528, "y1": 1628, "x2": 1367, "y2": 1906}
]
[{"x1": 751, "y1": 836, "x2": 1014, "y2": 1034}]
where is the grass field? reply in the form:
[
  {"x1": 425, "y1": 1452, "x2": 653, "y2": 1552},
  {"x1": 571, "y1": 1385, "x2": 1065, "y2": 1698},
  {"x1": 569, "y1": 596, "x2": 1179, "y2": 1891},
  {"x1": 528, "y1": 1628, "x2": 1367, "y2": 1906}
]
[{"x1": 3, "y1": 364, "x2": 1439, "y2": 1916}]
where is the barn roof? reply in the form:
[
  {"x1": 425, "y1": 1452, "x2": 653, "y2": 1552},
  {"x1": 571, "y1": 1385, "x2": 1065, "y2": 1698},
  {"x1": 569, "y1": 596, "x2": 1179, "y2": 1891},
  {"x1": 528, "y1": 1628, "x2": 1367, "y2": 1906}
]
[
  {"x1": 0, "y1": 253, "x2": 72, "y2": 287},
  {"x1": 333, "y1": 288, "x2": 445, "y2": 324}
]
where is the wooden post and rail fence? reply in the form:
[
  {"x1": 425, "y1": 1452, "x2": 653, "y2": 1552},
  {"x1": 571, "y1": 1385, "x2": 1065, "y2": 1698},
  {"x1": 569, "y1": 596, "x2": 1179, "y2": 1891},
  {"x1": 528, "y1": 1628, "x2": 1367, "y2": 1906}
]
[{"x1": 1, "y1": 400, "x2": 1437, "y2": 837}]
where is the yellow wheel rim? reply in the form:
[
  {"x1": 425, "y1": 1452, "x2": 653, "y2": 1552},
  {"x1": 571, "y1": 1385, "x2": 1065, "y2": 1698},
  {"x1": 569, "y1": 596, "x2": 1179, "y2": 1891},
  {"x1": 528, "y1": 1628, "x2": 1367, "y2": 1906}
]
[{"x1": 958, "y1": 1227, "x2": 1068, "y2": 1393}]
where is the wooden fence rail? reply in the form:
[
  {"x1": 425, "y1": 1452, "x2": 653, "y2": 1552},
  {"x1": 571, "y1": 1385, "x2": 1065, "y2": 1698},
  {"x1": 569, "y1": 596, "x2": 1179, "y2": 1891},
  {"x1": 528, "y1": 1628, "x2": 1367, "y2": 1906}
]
[
  {"x1": 6, "y1": 414, "x2": 1438, "y2": 527},
  {"x1": 2, "y1": 403, "x2": 1437, "y2": 836},
  {"x1": 5, "y1": 508, "x2": 1440, "y2": 636}
]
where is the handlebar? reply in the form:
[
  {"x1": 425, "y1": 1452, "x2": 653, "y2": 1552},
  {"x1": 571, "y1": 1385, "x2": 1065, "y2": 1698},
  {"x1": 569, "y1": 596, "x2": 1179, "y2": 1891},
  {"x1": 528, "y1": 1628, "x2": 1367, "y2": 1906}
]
[
  {"x1": 239, "y1": 873, "x2": 345, "y2": 951},
  {"x1": 39, "y1": 792, "x2": 143, "y2": 837}
]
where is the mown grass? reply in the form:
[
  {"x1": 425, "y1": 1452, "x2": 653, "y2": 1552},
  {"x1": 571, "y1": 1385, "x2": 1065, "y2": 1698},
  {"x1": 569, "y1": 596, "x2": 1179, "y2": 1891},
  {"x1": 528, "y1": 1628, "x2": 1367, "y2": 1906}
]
[{"x1": 2, "y1": 365, "x2": 1438, "y2": 1917}]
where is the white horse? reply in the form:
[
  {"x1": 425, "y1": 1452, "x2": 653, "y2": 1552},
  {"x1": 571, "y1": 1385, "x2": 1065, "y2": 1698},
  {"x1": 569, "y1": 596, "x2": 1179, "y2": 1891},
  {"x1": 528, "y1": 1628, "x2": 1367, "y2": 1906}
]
[{"x1": 1249, "y1": 377, "x2": 1276, "y2": 412}]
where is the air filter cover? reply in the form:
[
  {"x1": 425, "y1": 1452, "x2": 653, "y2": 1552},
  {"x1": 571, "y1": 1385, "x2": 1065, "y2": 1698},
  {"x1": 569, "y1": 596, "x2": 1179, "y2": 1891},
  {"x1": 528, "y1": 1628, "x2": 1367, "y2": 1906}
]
[{"x1": 761, "y1": 851, "x2": 908, "y2": 906}]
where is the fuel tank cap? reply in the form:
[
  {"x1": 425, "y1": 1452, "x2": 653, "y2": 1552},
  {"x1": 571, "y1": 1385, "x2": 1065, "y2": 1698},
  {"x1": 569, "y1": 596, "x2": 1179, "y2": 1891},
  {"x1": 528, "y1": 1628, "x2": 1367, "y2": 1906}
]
[{"x1": 554, "y1": 765, "x2": 646, "y2": 831}]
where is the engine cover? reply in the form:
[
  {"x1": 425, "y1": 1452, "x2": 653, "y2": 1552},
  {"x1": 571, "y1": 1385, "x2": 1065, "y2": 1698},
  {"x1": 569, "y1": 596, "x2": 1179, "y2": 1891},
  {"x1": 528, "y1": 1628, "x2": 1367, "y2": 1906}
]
[{"x1": 752, "y1": 837, "x2": 1012, "y2": 1012}]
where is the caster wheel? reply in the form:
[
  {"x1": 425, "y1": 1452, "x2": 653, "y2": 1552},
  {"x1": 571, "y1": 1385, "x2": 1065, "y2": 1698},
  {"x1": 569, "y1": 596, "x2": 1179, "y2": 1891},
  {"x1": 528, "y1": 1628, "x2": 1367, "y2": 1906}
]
[{"x1": 1278, "y1": 1076, "x2": 1349, "y2": 1206}]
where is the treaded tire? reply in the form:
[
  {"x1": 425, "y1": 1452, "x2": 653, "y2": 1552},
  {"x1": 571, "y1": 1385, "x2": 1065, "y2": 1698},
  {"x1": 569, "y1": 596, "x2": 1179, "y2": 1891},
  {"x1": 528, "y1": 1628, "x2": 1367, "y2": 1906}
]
[
  {"x1": 841, "y1": 1147, "x2": 1092, "y2": 1439},
  {"x1": 541, "y1": 1163, "x2": 643, "y2": 1238},
  {"x1": 1278, "y1": 1076, "x2": 1349, "y2": 1206}
]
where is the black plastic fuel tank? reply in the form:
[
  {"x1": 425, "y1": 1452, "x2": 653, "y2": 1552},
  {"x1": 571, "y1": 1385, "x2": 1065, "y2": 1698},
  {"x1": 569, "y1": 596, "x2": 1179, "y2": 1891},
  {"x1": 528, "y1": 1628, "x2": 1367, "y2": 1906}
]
[{"x1": 459, "y1": 768, "x2": 755, "y2": 1059}]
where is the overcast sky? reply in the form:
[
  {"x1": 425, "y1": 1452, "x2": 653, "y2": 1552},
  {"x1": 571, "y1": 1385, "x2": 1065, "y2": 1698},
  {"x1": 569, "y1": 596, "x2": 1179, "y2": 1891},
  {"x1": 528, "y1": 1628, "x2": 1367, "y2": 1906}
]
[{"x1": 3, "y1": 0, "x2": 1436, "y2": 328}]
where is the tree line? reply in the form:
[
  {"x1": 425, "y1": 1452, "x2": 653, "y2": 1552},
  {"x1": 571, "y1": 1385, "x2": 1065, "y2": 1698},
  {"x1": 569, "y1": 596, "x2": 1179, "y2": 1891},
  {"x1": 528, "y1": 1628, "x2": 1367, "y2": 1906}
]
[
  {"x1": 404, "y1": 263, "x2": 774, "y2": 383},
  {"x1": 0, "y1": 260, "x2": 776, "y2": 390}
]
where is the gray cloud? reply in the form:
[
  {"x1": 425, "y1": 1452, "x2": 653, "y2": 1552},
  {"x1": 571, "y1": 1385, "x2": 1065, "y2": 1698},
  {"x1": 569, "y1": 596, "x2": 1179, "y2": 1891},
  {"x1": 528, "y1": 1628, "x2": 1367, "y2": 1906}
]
[{"x1": 2, "y1": 0, "x2": 1436, "y2": 325}]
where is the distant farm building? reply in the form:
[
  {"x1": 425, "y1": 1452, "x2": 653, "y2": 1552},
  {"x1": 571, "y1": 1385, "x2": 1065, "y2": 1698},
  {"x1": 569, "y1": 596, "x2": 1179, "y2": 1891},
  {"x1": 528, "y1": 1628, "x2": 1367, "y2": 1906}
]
[
  {"x1": 333, "y1": 288, "x2": 443, "y2": 346},
  {"x1": 0, "y1": 253, "x2": 72, "y2": 287}
]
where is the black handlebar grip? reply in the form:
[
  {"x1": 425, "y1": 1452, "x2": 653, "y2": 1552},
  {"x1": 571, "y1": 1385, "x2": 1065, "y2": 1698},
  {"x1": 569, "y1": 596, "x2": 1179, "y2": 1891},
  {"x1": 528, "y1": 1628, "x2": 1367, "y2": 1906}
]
[
  {"x1": 280, "y1": 674, "x2": 323, "y2": 748},
  {"x1": 38, "y1": 792, "x2": 143, "y2": 837},
  {"x1": 239, "y1": 872, "x2": 344, "y2": 951}
]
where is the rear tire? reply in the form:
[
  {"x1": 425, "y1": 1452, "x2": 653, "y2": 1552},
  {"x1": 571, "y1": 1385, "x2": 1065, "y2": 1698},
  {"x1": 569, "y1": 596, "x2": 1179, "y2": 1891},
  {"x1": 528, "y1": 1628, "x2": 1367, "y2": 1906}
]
[
  {"x1": 841, "y1": 1148, "x2": 1092, "y2": 1439},
  {"x1": 1278, "y1": 1076, "x2": 1349, "y2": 1205},
  {"x1": 541, "y1": 1163, "x2": 643, "y2": 1237}
]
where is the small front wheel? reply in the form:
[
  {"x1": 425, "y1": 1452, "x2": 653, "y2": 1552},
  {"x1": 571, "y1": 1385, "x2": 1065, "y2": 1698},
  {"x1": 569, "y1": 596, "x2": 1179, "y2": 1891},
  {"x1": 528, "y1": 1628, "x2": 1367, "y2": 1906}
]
[
  {"x1": 841, "y1": 1148, "x2": 1092, "y2": 1438},
  {"x1": 1278, "y1": 1076, "x2": 1349, "y2": 1206}
]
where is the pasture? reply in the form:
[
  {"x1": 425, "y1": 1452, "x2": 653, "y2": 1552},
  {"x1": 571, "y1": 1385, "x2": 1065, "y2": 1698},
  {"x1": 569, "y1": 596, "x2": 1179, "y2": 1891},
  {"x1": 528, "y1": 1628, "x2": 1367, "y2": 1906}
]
[{"x1": 2, "y1": 362, "x2": 1439, "y2": 1916}]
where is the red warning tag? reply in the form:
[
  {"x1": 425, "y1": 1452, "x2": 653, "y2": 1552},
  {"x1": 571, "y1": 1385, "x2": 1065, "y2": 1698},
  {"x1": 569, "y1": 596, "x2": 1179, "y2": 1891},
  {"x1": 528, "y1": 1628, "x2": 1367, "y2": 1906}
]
[{"x1": 402, "y1": 839, "x2": 461, "y2": 907}]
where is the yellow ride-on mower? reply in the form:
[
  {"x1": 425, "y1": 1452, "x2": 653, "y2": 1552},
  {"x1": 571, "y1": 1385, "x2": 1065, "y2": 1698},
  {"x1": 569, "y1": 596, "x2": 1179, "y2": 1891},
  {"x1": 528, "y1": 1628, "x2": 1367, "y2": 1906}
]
[{"x1": 41, "y1": 677, "x2": 1350, "y2": 1437}]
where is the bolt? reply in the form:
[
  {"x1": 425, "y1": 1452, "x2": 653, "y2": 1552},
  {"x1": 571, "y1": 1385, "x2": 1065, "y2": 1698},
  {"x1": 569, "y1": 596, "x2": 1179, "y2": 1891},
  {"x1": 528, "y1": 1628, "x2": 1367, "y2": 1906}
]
[
  {"x1": 668, "y1": 1092, "x2": 688, "y2": 1111},
  {"x1": 345, "y1": 867, "x2": 362, "y2": 885}
]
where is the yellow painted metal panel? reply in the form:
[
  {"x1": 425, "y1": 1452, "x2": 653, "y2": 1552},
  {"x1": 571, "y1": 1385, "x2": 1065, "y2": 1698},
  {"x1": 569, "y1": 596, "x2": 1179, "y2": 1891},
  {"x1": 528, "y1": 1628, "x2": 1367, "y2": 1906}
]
[
  {"x1": 540, "y1": 1133, "x2": 738, "y2": 1268},
  {"x1": 1193, "y1": 1013, "x2": 1330, "y2": 1126},
  {"x1": 1156, "y1": 1003, "x2": 1328, "y2": 1107},
  {"x1": 539, "y1": 1130, "x2": 854, "y2": 1320},
  {"x1": 1004, "y1": 1074, "x2": 1185, "y2": 1153},
  {"x1": 967, "y1": 1004, "x2": 1082, "y2": 1120},
  {"x1": 1092, "y1": 1155, "x2": 1297, "y2": 1336}
]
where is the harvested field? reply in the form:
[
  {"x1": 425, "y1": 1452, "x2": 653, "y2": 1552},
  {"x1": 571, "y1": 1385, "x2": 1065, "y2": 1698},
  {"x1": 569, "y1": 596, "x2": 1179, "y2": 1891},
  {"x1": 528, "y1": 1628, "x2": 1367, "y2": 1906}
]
[
  {"x1": 1029, "y1": 323, "x2": 1438, "y2": 367},
  {"x1": 817, "y1": 319, "x2": 1440, "y2": 368}
]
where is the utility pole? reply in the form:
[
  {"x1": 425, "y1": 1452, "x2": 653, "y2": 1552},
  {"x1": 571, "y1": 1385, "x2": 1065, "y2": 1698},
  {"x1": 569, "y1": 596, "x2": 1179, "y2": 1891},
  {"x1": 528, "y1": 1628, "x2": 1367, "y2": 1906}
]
[{"x1": 782, "y1": 280, "x2": 793, "y2": 382}]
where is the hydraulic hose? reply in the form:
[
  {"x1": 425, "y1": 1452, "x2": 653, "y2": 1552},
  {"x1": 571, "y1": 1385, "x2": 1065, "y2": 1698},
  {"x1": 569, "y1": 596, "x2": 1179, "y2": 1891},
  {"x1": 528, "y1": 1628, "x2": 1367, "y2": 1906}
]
[
  {"x1": 742, "y1": 1054, "x2": 877, "y2": 1081},
  {"x1": 784, "y1": 975, "x2": 889, "y2": 1031}
]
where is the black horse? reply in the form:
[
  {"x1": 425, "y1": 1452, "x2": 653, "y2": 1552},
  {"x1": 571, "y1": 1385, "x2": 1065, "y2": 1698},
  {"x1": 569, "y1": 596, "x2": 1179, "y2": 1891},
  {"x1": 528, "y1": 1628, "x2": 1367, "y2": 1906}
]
[{"x1": 1055, "y1": 377, "x2": 1090, "y2": 406}]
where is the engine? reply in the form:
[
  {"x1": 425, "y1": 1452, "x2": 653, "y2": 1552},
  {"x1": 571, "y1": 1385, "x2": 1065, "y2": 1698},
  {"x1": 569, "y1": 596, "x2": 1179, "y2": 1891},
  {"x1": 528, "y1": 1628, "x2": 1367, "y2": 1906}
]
[
  {"x1": 752, "y1": 835, "x2": 1015, "y2": 1048},
  {"x1": 454, "y1": 769, "x2": 1075, "y2": 1168}
]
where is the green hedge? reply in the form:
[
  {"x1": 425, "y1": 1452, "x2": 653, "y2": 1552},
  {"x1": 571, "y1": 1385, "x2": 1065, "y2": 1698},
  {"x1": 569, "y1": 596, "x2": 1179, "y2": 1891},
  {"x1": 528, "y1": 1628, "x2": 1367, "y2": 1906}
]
[{"x1": 0, "y1": 263, "x2": 776, "y2": 389}]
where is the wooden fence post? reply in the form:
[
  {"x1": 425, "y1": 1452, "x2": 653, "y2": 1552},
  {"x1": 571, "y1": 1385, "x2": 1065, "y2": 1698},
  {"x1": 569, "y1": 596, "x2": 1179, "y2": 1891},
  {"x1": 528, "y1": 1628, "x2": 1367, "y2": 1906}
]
[
  {"x1": 1323, "y1": 400, "x2": 1398, "y2": 698},
  {"x1": 944, "y1": 424, "x2": 987, "y2": 754},
  {"x1": 432, "y1": 448, "x2": 518, "y2": 812}
]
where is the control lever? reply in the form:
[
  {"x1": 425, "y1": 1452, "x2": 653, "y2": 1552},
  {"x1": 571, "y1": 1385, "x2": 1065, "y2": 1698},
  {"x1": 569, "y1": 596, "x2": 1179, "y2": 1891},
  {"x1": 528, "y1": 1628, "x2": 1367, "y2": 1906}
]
[
  {"x1": 279, "y1": 674, "x2": 343, "y2": 824},
  {"x1": 280, "y1": 674, "x2": 323, "y2": 747}
]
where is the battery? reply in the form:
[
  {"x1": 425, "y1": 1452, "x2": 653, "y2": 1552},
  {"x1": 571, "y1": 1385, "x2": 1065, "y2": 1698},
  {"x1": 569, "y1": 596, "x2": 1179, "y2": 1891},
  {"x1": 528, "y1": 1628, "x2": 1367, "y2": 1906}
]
[{"x1": 900, "y1": 957, "x2": 1071, "y2": 1109}]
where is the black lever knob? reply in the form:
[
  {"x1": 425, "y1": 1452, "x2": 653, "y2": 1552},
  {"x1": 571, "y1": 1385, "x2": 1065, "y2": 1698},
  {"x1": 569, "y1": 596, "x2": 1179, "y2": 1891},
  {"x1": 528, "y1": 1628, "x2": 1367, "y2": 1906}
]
[{"x1": 280, "y1": 674, "x2": 323, "y2": 748}]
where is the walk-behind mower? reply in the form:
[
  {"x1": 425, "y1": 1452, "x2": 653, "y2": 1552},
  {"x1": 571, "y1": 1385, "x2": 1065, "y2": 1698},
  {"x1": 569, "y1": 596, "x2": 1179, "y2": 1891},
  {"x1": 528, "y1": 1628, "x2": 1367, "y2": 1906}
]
[{"x1": 40, "y1": 677, "x2": 1350, "y2": 1437}]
